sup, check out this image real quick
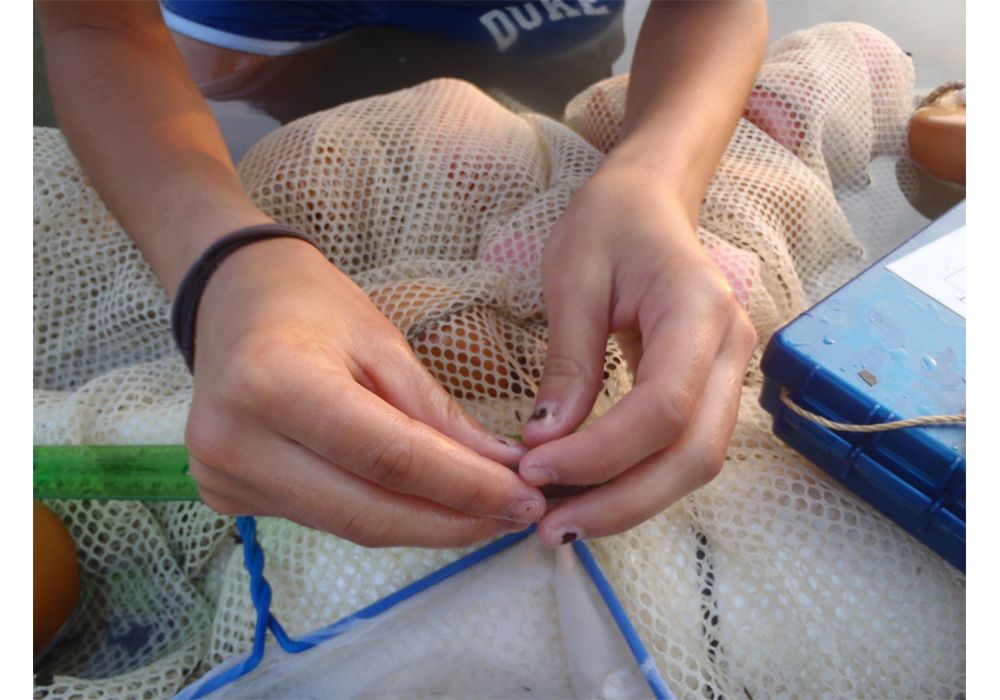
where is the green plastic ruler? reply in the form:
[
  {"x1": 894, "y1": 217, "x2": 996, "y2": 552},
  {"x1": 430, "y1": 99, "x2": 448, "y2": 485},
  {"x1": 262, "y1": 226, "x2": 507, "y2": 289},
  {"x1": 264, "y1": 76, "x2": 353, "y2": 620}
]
[{"x1": 33, "y1": 445, "x2": 200, "y2": 500}]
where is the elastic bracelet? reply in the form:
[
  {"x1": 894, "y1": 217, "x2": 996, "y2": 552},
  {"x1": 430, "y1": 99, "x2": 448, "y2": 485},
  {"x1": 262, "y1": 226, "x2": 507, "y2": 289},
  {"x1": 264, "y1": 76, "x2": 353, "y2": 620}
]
[{"x1": 171, "y1": 224, "x2": 319, "y2": 373}]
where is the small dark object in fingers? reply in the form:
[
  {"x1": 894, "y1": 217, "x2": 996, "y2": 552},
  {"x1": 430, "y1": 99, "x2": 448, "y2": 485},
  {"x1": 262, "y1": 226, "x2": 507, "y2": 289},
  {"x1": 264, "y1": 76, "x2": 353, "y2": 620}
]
[
  {"x1": 540, "y1": 483, "x2": 593, "y2": 499},
  {"x1": 507, "y1": 450, "x2": 599, "y2": 500}
]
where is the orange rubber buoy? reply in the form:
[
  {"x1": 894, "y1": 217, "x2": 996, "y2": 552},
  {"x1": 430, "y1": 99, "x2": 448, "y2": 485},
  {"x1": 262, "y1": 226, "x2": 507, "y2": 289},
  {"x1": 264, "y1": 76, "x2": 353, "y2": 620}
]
[
  {"x1": 34, "y1": 501, "x2": 80, "y2": 658},
  {"x1": 908, "y1": 82, "x2": 966, "y2": 186}
]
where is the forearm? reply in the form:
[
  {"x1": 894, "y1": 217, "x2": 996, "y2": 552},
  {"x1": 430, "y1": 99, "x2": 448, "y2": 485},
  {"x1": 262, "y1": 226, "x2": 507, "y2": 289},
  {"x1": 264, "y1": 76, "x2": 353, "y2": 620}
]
[
  {"x1": 606, "y1": 0, "x2": 768, "y2": 218},
  {"x1": 38, "y1": 1, "x2": 272, "y2": 297}
]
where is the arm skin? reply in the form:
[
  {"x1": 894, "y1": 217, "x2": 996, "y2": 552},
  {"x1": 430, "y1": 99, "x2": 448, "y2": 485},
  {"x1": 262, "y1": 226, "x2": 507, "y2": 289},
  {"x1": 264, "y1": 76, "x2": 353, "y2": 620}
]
[
  {"x1": 615, "y1": 0, "x2": 768, "y2": 219},
  {"x1": 520, "y1": 1, "x2": 768, "y2": 546},
  {"x1": 37, "y1": 1, "x2": 545, "y2": 548},
  {"x1": 36, "y1": 1, "x2": 272, "y2": 296},
  {"x1": 37, "y1": 0, "x2": 765, "y2": 288}
]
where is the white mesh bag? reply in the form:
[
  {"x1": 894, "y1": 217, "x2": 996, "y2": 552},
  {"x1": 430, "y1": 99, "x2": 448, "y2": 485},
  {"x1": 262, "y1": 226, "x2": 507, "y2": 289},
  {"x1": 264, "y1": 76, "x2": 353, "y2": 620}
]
[
  {"x1": 34, "y1": 22, "x2": 964, "y2": 699},
  {"x1": 176, "y1": 521, "x2": 670, "y2": 699}
]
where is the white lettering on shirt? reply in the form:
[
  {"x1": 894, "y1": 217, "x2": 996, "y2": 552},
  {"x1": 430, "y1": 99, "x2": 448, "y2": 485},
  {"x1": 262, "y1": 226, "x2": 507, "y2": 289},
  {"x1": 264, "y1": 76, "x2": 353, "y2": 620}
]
[
  {"x1": 508, "y1": 3, "x2": 543, "y2": 31},
  {"x1": 540, "y1": 0, "x2": 582, "y2": 21},
  {"x1": 479, "y1": 8, "x2": 519, "y2": 51},
  {"x1": 480, "y1": 1, "x2": 611, "y2": 51}
]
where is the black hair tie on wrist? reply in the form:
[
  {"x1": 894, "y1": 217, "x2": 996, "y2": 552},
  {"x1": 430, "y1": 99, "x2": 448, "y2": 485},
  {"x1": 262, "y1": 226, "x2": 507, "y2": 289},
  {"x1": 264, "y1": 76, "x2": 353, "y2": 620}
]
[{"x1": 171, "y1": 224, "x2": 319, "y2": 373}]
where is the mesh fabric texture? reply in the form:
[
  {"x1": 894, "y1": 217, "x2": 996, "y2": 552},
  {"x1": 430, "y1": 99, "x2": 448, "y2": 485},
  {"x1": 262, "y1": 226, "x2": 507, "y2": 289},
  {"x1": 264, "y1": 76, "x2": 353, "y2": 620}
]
[
  {"x1": 34, "y1": 23, "x2": 964, "y2": 699},
  {"x1": 176, "y1": 536, "x2": 655, "y2": 700}
]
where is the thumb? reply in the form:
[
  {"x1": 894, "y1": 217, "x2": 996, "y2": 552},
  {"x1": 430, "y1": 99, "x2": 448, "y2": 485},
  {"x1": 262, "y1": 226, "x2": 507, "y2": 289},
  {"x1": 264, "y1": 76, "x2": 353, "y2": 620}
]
[{"x1": 521, "y1": 266, "x2": 611, "y2": 450}]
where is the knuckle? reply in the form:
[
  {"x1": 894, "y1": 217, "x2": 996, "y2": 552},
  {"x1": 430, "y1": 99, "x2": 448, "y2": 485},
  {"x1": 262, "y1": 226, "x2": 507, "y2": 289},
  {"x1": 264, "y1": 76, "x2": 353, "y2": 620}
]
[
  {"x1": 337, "y1": 506, "x2": 392, "y2": 548},
  {"x1": 187, "y1": 452, "x2": 244, "y2": 514},
  {"x1": 186, "y1": 454, "x2": 214, "y2": 486},
  {"x1": 185, "y1": 413, "x2": 238, "y2": 472},
  {"x1": 654, "y1": 388, "x2": 695, "y2": 437},
  {"x1": 429, "y1": 384, "x2": 469, "y2": 428},
  {"x1": 735, "y1": 313, "x2": 758, "y2": 351},
  {"x1": 685, "y1": 263, "x2": 738, "y2": 314},
  {"x1": 443, "y1": 392, "x2": 470, "y2": 427},
  {"x1": 543, "y1": 352, "x2": 591, "y2": 384},
  {"x1": 364, "y1": 325, "x2": 411, "y2": 362},
  {"x1": 705, "y1": 275, "x2": 739, "y2": 313},
  {"x1": 365, "y1": 429, "x2": 420, "y2": 490},
  {"x1": 385, "y1": 325, "x2": 414, "y2": 352},
  {"x1": 692, "y1": 447, "x2": 727, "y2": 485},
  {"x1": 218, "y1": 336, "x2": 287, "y2": 414},
  {"x1": 197, "y1": 487, "x2": 242, "y2": 516}
]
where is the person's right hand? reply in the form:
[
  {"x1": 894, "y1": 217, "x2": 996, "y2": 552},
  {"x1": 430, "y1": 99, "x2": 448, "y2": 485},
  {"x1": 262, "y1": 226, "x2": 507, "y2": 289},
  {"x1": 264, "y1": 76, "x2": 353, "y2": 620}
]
[{"x1": 184, "y1": 236, "x2": 546, "y2": 548}]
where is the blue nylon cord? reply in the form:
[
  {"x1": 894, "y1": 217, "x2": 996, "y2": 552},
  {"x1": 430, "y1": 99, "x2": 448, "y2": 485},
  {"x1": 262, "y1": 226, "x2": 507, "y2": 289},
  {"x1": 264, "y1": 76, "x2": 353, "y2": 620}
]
[
  {"x1": 184, "y1": 522, "x2": 537, "y2": 698},
  {"x1": 188, "y1": 516, "x2": 315, "y2": 699},
  {"x1": 298, "y1": 524, "x2": 538, "y2": 647},
  {"x1": 240, "y1": 516, "x2": 315, "y2": 654},
  {"x1": 572, "y1": 540, "x2": 675, "y2": 700},
  {"x1": 184, "y1": 523, "x2": 668, "y2": 699}
]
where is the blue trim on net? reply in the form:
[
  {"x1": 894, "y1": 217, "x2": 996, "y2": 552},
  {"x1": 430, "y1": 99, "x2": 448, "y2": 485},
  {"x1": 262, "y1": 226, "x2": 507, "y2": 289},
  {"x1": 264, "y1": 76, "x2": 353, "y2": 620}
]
[
  {"x1": 296, "y1": 524, "x2": 538, "y2": 647},
  {"x1": 189, "y1": 517, "x2": 316, "y2": 698},
  {"x1": 183, "y1": 519, "x2": 537, "y2": 698},
  {"x1": 572, "y1": 540, "x2": 675, "y2": 700},
  {"x1": 182, "y1": 521, "x2": 672, "y2": 699}
]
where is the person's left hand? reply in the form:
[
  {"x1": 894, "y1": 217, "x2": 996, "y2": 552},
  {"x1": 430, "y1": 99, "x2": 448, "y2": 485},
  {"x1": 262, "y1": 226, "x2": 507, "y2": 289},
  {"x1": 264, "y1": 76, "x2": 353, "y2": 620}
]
[{"x1": 518, "y1": 162, "x2": 757, "y2": 546}]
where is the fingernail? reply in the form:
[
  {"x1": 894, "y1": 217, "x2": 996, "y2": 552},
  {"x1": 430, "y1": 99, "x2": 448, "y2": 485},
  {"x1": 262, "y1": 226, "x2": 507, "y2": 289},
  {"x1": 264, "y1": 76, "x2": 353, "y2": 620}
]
[
  {"x1": 556, "y1": 527, "x2": 583, "y2": 545},
  {"x1": 518, "y1": 460, "x2": 558, "y2": 486},
  {"x1": 507, "y1": 497, "x2": 545, "y2": 524},
  {"x1": 495, "y1": 435, "x2": 525, "y2": 451},
  {"x1": 528, "y1": 404, "x2": 557, "y2": 426}
]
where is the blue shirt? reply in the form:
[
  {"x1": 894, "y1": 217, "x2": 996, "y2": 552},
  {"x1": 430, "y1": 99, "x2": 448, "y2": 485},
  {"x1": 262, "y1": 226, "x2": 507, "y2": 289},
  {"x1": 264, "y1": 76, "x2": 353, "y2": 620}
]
[{"x1": 161, "y1": 1, "x2": 625, "y2": 57}]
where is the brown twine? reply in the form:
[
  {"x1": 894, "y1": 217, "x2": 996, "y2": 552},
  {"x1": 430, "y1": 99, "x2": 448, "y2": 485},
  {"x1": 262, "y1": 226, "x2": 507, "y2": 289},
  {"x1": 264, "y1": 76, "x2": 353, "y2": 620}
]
[{"x1": 779, "y1": 387, "x2": 965, "y2": 433}]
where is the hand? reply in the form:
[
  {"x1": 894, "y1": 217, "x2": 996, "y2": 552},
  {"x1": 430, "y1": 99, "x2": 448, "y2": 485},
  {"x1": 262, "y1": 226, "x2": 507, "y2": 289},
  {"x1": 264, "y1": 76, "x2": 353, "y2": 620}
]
[
  {"x1": 518, "y1": 164, "x2": 757, "y2": 546},
  {"x1": 184, "y1": 237, "x2": 546, "y2": 548}
]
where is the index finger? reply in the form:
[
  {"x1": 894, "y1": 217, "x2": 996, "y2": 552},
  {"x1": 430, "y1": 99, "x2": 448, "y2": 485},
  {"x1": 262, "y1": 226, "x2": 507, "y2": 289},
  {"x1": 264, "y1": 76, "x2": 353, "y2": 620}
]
[
  {"x1": 519, "y1": 285, "x2": 741, "y2": 487},
  {"x1": 256, "y1": 365, "x2": 546, "y2": 525},
  {"x1": 534, "y1": 335, "x2": 749, "y2": 547}
]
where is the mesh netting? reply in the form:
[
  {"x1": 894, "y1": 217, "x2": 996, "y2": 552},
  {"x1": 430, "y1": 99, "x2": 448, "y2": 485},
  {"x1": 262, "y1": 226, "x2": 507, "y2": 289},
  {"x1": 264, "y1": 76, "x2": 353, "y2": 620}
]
[
  {"x1": 179, "y1": 534, "x2": 657, "y2": 700},
  {"x1": 34, "y1": 23, "x2": 964, "y2": 699}
]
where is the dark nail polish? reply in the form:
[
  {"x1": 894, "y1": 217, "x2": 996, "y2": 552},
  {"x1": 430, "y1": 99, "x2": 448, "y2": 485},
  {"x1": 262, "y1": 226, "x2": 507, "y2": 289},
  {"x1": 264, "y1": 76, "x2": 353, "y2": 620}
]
[
  {"x1": 561, "y1": 531, "x2": 577, "y2": 544},
  {"x1": 530, "y1": 407, "x2": 548, "y2": 421}
]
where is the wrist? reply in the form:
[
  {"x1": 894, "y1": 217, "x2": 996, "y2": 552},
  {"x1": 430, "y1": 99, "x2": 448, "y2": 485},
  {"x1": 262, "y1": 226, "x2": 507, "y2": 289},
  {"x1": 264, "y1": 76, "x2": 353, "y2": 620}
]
[
  {"x1": 173, "y1": 227, "x2": 324, "y2": 372},
  {"x1": 158, "y1": 201, "x2": 277, "y2": 298},
  {"x1": 591, "y1": 152, "x2": 702, "y2": 227},
  {"x1": 200, "y1": 233, "x2": 325, "y2": 302}
]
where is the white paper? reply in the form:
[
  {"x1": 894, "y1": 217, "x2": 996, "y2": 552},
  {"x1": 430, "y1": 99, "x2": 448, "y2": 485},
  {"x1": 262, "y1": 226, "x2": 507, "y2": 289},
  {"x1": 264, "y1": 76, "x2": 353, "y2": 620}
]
[{"x1": 886, "y1": 226, "x2": 966, "y2": 318}]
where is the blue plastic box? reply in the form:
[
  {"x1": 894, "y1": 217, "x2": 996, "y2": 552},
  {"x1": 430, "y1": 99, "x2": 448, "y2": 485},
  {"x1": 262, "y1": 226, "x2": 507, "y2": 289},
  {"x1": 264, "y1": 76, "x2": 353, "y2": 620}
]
[{"x1": 760, "y1": 202, "x2": 966, "y2": 570}]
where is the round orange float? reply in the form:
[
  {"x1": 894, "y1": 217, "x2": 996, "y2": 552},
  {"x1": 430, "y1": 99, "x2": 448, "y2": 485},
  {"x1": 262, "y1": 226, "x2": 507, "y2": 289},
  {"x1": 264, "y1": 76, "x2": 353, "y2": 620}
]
[
  {"x1": 908, "y1": 82, "x2": 966, "y2": 186},
  {"x1": 34, "y1": 501, "x2": 80, "y2": 659}
]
